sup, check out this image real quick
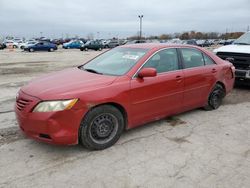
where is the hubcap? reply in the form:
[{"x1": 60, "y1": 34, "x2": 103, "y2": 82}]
[{"x1": 89, "y1": 113, "x2": 118, "y2": 144}]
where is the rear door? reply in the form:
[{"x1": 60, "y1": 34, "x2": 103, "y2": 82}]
[
  {"x1": 130, "y1": 48, "x2": 184, "y2": 126},
  {"x1": 178, "y1": 48, "x2": 217, "y2": 110},
  {"x1": 35, "y1": 42, "x2": 44, "y2": 51}
]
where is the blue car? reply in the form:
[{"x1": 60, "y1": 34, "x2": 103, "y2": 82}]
[
  {"x1": 63, "y1": 40, "x2": 83, "y2": 49},
  {"x1": 24, "y1": 41, "x2": 57, "y2": 52}
]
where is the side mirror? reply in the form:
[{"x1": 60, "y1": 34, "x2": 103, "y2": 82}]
[{"x1": 138, "y1": 68, "x2": 157, "y2": 78}]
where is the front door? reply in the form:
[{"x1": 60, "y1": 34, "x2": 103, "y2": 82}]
[{"x1": 130, "y1": 48, "x2": 184, "y2": 127}]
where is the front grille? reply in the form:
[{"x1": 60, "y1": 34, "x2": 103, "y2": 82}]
[
  {"x1": 217, "y1": 52, "x2": 250, "y2": 70},
  {"x1": 16, "y1": 98, "x2": 32, "y2": 111}
]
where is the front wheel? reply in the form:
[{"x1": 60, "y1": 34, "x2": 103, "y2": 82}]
[
  {"x1": 29, "y1": 48, "x2": 34, "y2": 52},
  {"x1": 49, "y1": 48, "x2": 54, "y2": 52},
  {"x1": 204, "y1": 84, "x2": 225, "y2": 110},
  {"x1": 79, "y1": 105, "x2": 124, "y2": 150}
]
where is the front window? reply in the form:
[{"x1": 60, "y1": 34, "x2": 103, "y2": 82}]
[
  {"x1": 234, "y1": 32, "x2": 250, "y2": 45},
  {"x1": 143, "y1": 48, "x2": 179, "y2": 73},
  {"x1": 81, "y1": 47, "x2": 148, "y2": 76}
]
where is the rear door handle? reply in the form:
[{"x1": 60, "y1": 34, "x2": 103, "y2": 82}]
[{"x1": 212, "y1": 68, "x2": 217, "y2": 73}]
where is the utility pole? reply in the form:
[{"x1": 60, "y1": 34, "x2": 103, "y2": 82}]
[
  {"x1": 247, "y1": 25, "x2": 250, "y2": 32},
  {"x1": 138, "y1": 15, "x2": 143, "y2": 41}
]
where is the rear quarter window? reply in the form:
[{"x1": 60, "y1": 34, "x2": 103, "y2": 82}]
[
  {"x1": 203, "y1": 54, "x2": 216, "y2": 65},
  {"x1": 180, "y1": 48, "x2": 205, "y2": 68}
]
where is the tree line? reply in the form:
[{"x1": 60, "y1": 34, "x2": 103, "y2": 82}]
[{"x1": 128, "y1": 31, "x2": 244, "y2": 40}]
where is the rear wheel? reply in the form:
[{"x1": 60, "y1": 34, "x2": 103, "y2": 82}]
[
  {"x1": 49, "y1": 48, "x2": 54, "y2": 52},
  {"x1": 204, "y1": 84, "x2": 225, "y2": 110},
  {"x1": 99, "y1": 47, "x2": 102, "y2": 51},
  {"x1": 79, "y1": 105, "x2": 124, "y2": 150},
  {"x1": 29, "y1": 48, "x2": 34, "y2": 52},
  {"x1": 84, "y1": 47, "x2": 88, "y2": 51}
]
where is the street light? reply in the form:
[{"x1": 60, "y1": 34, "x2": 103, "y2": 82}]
[{"x1": 138, "y1": 15, "x2": 143, "y2": 40}]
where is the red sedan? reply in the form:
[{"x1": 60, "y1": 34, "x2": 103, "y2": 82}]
[{"x1": 15, "y1": 44, "x2": 235, "y2": 150}]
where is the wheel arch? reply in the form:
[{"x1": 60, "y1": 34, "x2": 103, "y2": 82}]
[
  {"x1": 84, "y1": 102, "x2": 128, "y2": 129},
  {"x1": 215, "y1": 81, "x2": 226, "y2": 96}
]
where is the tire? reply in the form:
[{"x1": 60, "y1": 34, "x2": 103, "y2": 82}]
[
  {"x1": 84, "y1": 48, "x2": 88, "y2": 51},
  {"x1": 49, "y1": 48, "x2": 54, "y2": 52},
  {"x1": 204, "y1": 84, "x2": 225, "y2": 110},
  {"x1": 99, "y1": 47, "x2": 102, "y2": 51},
  {"x1": 29, "y1": 48, "x2": 34, "y2": 52},
  {"x1": 79, "y1": 105, "x2": 125, "y2": 150},
  {"x1": 80, "y1": 48, "x2": 84, "y2": 51}
]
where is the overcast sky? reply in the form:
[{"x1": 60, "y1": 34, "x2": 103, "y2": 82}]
[{"x1": 0, "y1": 0, "x2": 249, "y2": 39}]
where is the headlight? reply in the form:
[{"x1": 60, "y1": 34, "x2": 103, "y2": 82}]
[{"x1": 33, "y1": 99, "x2": 78, "y2": 112}]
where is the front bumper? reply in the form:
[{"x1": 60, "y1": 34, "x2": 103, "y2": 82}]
[{"x1": 15, "y1": 91, "x2": 87, "y2": 145}]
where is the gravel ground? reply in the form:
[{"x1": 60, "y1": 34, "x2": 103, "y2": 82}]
[{"x1": 0, "y1": 47, "x2": 249, "y2": 188}]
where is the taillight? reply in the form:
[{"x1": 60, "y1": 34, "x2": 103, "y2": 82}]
[{"x1": 230, "y1": 65, "x2": 235, "y2": 78}]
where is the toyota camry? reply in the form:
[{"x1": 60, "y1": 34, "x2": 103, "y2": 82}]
[{"x1": 15, "y1": 44, "x2": 235, "y2": 150}]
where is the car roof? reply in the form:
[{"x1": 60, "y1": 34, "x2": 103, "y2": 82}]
[{"x1": 120, "y1": 43, "x2": 202, "y2": 50}]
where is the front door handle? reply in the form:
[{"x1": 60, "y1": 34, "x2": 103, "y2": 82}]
[{"x1": 176, "y1": 75, "x2": 183, "y2": 82}]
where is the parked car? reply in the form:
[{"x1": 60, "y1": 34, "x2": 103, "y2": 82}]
[
  {"x1": 24, "y1": 41, "x2": 57, "y2": 52},
  {"x1": 183, "y1": 39, "x2": 198, "y2": 46},
  {"x1": 51, "y1": 38, "x2": 64, "y2": 45},
  {"x1": 80, "y1": 40, "x2": 103, "y2": 51},
  {"x1": 214, "y1": 31, "x2": 250, "y2": 84},
  {"x1": 63, "y1": 40, "x2": 83, "y2": 49},
  {"x1": 196, "y1": 40, "x2": 210, "y2": 47},
  {"x1": 0, "y1": 43, "x2": 6, "y2": 50},
  {"x1": 19, "y1": 41, "x2": 37, "y2": 49},
  {"x1": 126, "y1": 40, "x2": 146, "y2": 44},
  {"x1": 224, "y1": 39, "x2": 235, "y2": 45},
  {"x1": 4, "y1": 40, "x2": 19, "y2": 48},
  {"x1": 105, "y1": 40, "x2": 119, "y2": 48},
  {"x1": 219, "y1": 40, "x2": 226, "y2": 45},
  {"x1": 15, "y1": 43, "x2": 235, "y2": 150}
]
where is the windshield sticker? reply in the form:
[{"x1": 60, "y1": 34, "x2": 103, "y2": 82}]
[{"x1": 122, "y1": 54, "x2": 139, "y2": 60}]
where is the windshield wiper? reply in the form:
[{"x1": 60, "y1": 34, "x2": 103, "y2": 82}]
[
  {"x1": 234, "y1": 42, "x2": 250, "y2": 45},
  {"x1": 83, "y1": 68, "x2": 103, "y2": 75}
]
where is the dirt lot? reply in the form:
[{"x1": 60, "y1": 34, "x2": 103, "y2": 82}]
[{"x1": 0, "y1": 48, "x2": 250, "y2": 188}]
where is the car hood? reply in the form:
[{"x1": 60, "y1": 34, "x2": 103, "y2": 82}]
[
  {"x1": 21, "y1": 68, "x2": 117, "y2": 100},
  {"x1": 214, "y1": 44, "x2": 250, "y2": 54}
]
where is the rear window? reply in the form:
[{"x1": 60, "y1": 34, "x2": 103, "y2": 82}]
[{"x1": 180, "y1": 48, "x2": 205, "y2": 68}]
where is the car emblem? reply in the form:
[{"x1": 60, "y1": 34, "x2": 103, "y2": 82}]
[{"x1": 225, "y1": 57, "x2": 234, "y2": 63}]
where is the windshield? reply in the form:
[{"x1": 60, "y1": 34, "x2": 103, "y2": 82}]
[
  {"x1": 81, "y1": 47, "x2": 148, "y2": 76},
  {"x1": 234, "y1": 32, "x2": 250, "y2": 45},
  {"x1": 85, "y1": 41, "x2": 91, "y2": 45}
]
